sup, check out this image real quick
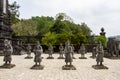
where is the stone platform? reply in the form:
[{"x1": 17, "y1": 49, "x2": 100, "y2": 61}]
[{"x1": 0, "y1": 53, "x2": 120, "y2": 80}]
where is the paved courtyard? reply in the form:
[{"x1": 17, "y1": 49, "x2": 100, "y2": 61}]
[{"x1": 0, "y1": 53, "x2": 120, "y2": 80}]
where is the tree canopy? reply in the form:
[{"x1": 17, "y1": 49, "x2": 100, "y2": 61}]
[
  {"x1": 94, "y1": 35, "x2": 107, "y2": 47},
  {"x1": 12, "y1": 19, "x2": 38, "y2": 36},
  {"x1": 12, "y1": 12, "x2": 92, "y2": 45},
  {"x1": 8, "y1": 1, "x2": 20, "y2": 24}
]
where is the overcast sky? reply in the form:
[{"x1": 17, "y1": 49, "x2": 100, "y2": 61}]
[{"x1": 9, "y1": 0, "x2": 120, "y2": 37}]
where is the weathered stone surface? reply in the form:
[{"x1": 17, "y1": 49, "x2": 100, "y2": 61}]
[
  {"x1": 92, "y1": 65, "x2": 108, "y2": 70},
  {"x1": 78, "y1": 44, "x2": 86, "y2": 59},
  {"x1": 33, "y1": 41, "x2": 43, "y2": 66},
  {"x1": 47, "y1": 44, "x2": 54, "y2": 58},
  {"x1": 58, "y1": 57, "x2": 65, "y2": 59},
  {"x1": 24, "y1": 56, "x2": 33, "y2": 59},
  {"x1": 79, "y1": 57, "x2": 87, "y2": 59},
  {"x1": 30, "y1": 65, "x2": 44, "y2": 70},
  {"x1": 62, "y1": 65, "x2": 76, "y2": 70},
  {"x1": 0, "y1": 64, "x2": 15, "y2": 69},
  {"x1": 59, "y1": 43, "x2": 64, "y2": 58},
  {"x1": 64, "y1": 40, "x2": 73, "y2": 65},
  {"x1": 47, "y1": 57, "x2": 54, "y2": 59}
]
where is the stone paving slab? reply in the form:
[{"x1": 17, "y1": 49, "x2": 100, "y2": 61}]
[{"x1": 0, "y1": 53, "x2": 120, "y2": 80}]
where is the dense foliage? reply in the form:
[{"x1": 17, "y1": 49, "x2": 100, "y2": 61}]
[
  {"x1": 9, "y1": 1, "x2": 20, "y2": 24},
  {"x1": 12, "y1": 12, "x2": 92, "y2": 45},
  {"x1": 94, "y1": 35, "x2": 107, "y2": 47},
  {"x1": 12, "y1": 19, "x2": 38, "y2": 36}
]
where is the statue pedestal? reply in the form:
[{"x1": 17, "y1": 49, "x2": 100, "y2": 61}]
[
  {"x1": 0, "y1": 64, "x2": 15, "y2": 69},
  {"x1": 79, "y1": 57, "x2": 87, "y2": 59},
  {"x1": 58, "y1": 57, "x2": 65, "y2": 59},
  {"x1": 24, "y1": 56, "x2": 33, "y2": 59},
  {"x1": 92, "y1": 65, "x2": 108, "y2": 70},
  {"x1": 30, "y1": 65, "x2": 44, "y2": 70},
  {"x1": 72, "y1": 57, "x2": 76, "y2": 59},
  {"x1": 62, "y1": 65, "x2": 76, "y2": 70},
  {"x1": 90, "y1": 56, "x2": 96, "y2": 59},
  {"x1": 47, "y1": 57, "x2": 54, "y2": 59}
]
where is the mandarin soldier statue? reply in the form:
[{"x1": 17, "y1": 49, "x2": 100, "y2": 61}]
[
  {"x1": 79, "y1": 44, "x2": 87, "y2": 59},
  {"x1": 96, "y1": 41, "x2": 104, "y2": 66},
  {"x1": 58, "y1": 43, "x2": 64, "y2": 59},
  {"x1": 33, "y1": 41, "x2": 43, "y2": 66},
  {"x1": 92, "y1": 47, "x2": 97, "y2": 58},
  {"x1": 31, "y1": 41, "x2": 44, "y2": 70},
  {"x1": 25, "y1": 43, "x2": 33, "y2": 59},
  {"x1": 0, "y1": 39, "x2": 15, "y2": 69},
  {"x1": 3, "y1": 39, "x2": 13, "y2": 64},
  {"x1": 47, "y1": 43, "x2": 54, "y2": 59},
  {"x1": 92, "y1": 41, "x2": 108, "y2": 69},
  {"x1": 65, "y1": 41, "x2": 73, "y2": 65},
  {"x1": 62, "y1": 40, "x2": 76, "y2": 70},
  {"x1": 71, "y1": 44, "x2": 75, "y2": 59}
]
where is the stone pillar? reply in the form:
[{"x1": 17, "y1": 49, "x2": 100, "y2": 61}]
[
  {"x1": 0, "y1": 0, "x2": 12, "y2": 55},
  {"x1": 0, "y1": 0, "x2": 3, "y2": 13}
]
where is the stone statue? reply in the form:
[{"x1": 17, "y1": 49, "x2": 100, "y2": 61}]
[
  {"x1": 31, "y1": 41, "x2": 44, "y2": 70},
  {"x1": 65, "y1": 40, "x2": 73, "y2": 65},
  {"x1": 25, "y1": 43, "x2": 33, "y2": 59},
  {"x1": 47, "y1": 43, "x2": 54, "y2": 59},
  {"x1": 114, "y1": 41, "x2": 120, "y2": 57},
  {"x1": 33, "y1": 41, "x2": 43, "y2": 66},
  {"x1": 92, "y1": 47, "x2": 97, "y2": 58},
  {"x1": 96, "y1": 41, "x2": 104, "y2": 66},
  {"x1": 13, "y1": 45, "x2": 22, "y2": 55},
  {"x1": 58, "y1": 43, "x2": 64, "y2": 59},
  {"x1": 3, "y1": 39, "x2": 13, "y2": 65},
  {"x1": 0, "y1": 39, "x2": 16, "y2": 69},
  {"x1": 79, "y1": 44, "x2": 86, "y2": 59},
  {"x1": 62, "y1": 40, "x2": 76, "y2": 70},
  {"x1": 92, "y1": 41, "x2": 108, "y2": 69},
  {"x1": 71, "y1": 44, "x2": 75, "y2": 59},
  {"x1": 100, "y1": 27, "x2": 106, "y2": 36}
]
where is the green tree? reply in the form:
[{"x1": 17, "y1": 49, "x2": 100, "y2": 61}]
[
  {"x1": 41, "y1": 32, "x2": 57, "y2": 46},
  {"x1": 32, "y1": 16, "x2": 54, "y2": 36},
  {"x1": 50, "y1": 20, "x2": 71, "y2": 34},
  {"x1": 50, "y1": 13, "x2": 72, "y2": 34},
  {"x1": 12, "y1": 19, "x2": 38, "y2": 36},
  {"x1": 94, "y1": 35, "x2": 107, "y2": 47},
  {"x1": 71, "y1": 32, "x2": 88, "y2": 45},
  {"x1": 56, "y1": 31, "x2": 73, "y2": 44},
  {"x1": 9, "y1": 1, "x2": 20, "y2": 24},
  {"x1": 55, "y1": 13, "x2": 73, "y2": 22},
  {"x1": 80, "y1": 23, "x2": 92, "y2": 36}
]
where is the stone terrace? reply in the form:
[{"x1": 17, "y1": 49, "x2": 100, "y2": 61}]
[{"x1": 0, "y1": 53, "x2": 120, "y2": 80}]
